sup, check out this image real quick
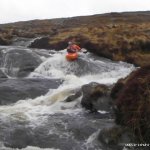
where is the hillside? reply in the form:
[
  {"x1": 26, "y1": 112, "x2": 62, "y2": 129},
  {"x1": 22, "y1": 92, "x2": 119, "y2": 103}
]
[{"x1": 0, "y1": 11, "x2": 150, "y2": 66}]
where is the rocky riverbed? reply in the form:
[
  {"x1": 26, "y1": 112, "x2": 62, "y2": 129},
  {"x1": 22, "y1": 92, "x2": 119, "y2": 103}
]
[{"x1": 0, "y1": 11, "x2": 150, "y2": 150}]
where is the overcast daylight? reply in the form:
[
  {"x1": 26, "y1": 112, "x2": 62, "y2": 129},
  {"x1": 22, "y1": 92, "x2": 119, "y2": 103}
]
[
  {"x1": 0, "y1": 0, "x2": 150, "y2": 149},
  {"x1": 0, "y1": 0, "x2": 150, "y2": 23}
]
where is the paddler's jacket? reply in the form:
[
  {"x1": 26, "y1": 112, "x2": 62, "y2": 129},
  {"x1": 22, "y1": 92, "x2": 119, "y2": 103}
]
[{"x1": 67, "y1": 44, "x2": 81, "y2": 53}]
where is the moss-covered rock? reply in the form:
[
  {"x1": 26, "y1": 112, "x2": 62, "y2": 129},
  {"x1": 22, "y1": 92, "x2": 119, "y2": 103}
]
[{"x1": 111, "y1": 65, "x2": 150, "y2": 143}]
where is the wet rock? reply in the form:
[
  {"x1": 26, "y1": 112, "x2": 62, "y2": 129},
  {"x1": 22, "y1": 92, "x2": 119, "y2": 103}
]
[
  {"x1": 0, "y1": 70, "x2": 7, "y2": 78},
  {"x1": 0, "y1": 48, "x2": 42, "y2": 77},
  {"x1": 29, "y1": 37, "x2": 50, "y2": 49},
  {"x1": 81, "y1": 82, "x2": 112, "y2": 112},
  {"x1": 111, "y1": 65, "x2": 150, "y2": 143},
  {"x1": 29, "y1": 36, "x2": 68, "y2": 50},
  {"x1": 98, "y1": 126, "x2": 135, "y2": 150},
  {"x1": 65, "y1": 90, "x2": 82, "y2": 102},
  {"x1": 0, "y1": 36, "x2": 11, "y2": 45},
  {"x1": 18, "y1": 66, "x2": 36, "y2": 77},
  {"x1": 0, "y1": 78, "x2": 62, "y2": 105}
]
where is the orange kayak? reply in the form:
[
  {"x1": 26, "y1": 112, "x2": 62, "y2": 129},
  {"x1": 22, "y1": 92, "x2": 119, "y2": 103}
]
[{"x1": 66, "y1": 53, "x2": 78, "y2": 61}]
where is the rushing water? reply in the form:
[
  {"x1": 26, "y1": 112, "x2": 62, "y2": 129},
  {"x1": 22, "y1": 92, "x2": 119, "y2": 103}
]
[{"x1": 0, "y1": 38, "x2": 135, "y2": 150}]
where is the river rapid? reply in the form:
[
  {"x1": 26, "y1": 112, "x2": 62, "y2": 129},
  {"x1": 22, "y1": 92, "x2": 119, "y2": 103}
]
[{"x1": 0, "y1": 38, "x2": 135, "y2": 150}]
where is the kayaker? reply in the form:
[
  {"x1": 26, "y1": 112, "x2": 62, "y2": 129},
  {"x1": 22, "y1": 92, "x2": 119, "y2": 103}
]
[
  {"x1": 65, "y1": 41, "x2": 81, "y2": 61},
  {"x1": 67, "y1": 41, "x2": 81, "y2": 53}
]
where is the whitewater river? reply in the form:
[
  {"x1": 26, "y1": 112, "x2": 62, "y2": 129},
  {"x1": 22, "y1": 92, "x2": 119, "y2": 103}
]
[{"x1": 0, "y1": 38, "x2": 135, "y2": 150}]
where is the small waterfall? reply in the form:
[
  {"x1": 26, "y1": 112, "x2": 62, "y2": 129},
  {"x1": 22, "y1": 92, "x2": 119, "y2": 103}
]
[
  {"x1": 29, "y1": 50, "x2": 135, "y2": 85},
  {"x1": 0, "y1": 46, "x2": 42, "y2": 78},
  {"x1": 0, "y1": 40, "x2": 135, "y2": 150},
  {"x1": 12, "y1": 37, "x2": 36, "y2": 47}
]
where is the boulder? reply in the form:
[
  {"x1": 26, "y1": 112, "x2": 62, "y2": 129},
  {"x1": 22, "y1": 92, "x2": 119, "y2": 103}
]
[
  {"x1": 29, "y1": 37, "x2": 51, "y2": 49},
  {"x1": 0, "y1": 78, "x2": 62, "y2": 105},
  {"x1": 111, "y1": 65, "x2": 150, "y2": 143},
  {"x1": 0, "y1": 48, "x2": 42, "y2": 77},
  {"x1": 81, "y1": 82, "x2": 112, "y2": 112},
  {"x1": 29, "y1": 36, "x2": 68, "y2": 50}
]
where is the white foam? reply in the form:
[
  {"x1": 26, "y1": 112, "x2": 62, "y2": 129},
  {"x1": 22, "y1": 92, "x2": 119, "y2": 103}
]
[
  {"x1": 98, "y1": 110, "x2": 108, "y2": 114},
  {"x1": 29, "y1": 51, "x2": 68, "y2": 78},
  {"x1": 29, "y1": 50, "x2": 135, "y2": 84},
  {"x1": 0, "y1": 84, "x2": 83, "y2": 127},
  {"x1": 22, "y1": 146, "x2": 60, "y2": 150},
  {"x1": 0, "y1": 50, "x2": 135, "y2": 125},
  {"x1": 83, "y1": 130, "x2": 101, "y2": 150},
  {"x1": 0, "y1": 142, "x2": 59, "y2": 150}
]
